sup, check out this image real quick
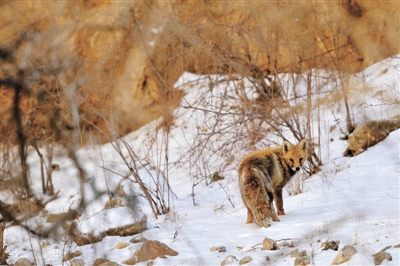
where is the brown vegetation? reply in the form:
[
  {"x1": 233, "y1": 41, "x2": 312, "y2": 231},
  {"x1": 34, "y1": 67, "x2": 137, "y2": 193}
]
[{"x1": 1, "y1": 0, "x2": 399, "y2": 144}]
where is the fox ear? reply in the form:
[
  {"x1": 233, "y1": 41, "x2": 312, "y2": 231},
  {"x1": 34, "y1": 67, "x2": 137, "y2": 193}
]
[
  {"x1": 297, "y1": 139, "x2": 308, "y2": 152},
  {"x1": 282, "y1": 140, "x2": 294, "y2": 153}
]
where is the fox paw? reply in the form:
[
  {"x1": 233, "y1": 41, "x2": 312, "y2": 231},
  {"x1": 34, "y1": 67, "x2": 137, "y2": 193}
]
[
  {"x1": 259, "y1": 221, "x2": 270, "y2": 228},
  {"x1": 271, "y1": 214, "x2": 280, "y2": 222},
  {"x1": 256, "y1": 216, "x2": 270, "y2": 228}
]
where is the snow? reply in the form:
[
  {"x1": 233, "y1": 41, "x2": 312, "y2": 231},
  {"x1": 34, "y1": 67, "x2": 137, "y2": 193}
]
[{"x1": 2, "y1": 55, "x2": 400, "y2": 265}]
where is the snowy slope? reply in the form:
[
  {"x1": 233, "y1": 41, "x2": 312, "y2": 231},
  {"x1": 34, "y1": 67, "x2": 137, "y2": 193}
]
[{"x1": 2, "y1": 56, "x2": 400, "y2": 265}]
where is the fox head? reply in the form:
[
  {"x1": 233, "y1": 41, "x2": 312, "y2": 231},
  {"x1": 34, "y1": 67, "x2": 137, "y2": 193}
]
[{"x1": 281, "y1": 139, "x2": 308, "y2": 172}]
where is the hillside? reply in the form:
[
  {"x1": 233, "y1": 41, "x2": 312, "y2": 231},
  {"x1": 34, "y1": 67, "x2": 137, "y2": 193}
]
[{"x1": 1, "y1": 55, "x2": 399, "y2": 265}]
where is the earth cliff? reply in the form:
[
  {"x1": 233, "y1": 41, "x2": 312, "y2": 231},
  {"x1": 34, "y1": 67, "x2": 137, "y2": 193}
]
[{"x1": 0, "y1": 0, "x2": 399, "y2": 144}]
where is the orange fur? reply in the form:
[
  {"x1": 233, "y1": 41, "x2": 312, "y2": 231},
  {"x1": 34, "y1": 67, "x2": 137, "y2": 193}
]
[{"x1": 238, "y1": 139, "x2": 308, "y2": 227}]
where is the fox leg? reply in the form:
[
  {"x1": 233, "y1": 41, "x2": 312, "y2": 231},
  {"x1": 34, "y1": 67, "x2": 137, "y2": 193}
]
[
  {"x1": 270, "y1": 206, "x2": 280, "y2": 221},
  {"x1": 246, "y1": 208, "x2": 253, "y2": 223},
  {"x1": 274, "y1": 188, "x2": 285, "y2": 215},
  {"x1": 268, "y1": 192, "x2": 280, "y2": 222}
]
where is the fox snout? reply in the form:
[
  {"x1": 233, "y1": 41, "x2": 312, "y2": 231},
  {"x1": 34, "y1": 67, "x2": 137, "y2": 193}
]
[
  {"x1": 291, "y1": 165, "x2": 301, "y2": 172},
  {"x1": 289, "y1": 158, "x2": 303, "y2": 172}
]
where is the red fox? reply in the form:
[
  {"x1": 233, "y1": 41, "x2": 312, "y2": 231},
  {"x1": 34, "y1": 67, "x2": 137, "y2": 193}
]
[{"x1": 238, "y1": 139, "x2": 308, "y2": 227}]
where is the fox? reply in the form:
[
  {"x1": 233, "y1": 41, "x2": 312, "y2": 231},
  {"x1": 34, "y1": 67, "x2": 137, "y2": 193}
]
[{"x1": 238, "y1": 139, "x2": 308, "y2": 227}]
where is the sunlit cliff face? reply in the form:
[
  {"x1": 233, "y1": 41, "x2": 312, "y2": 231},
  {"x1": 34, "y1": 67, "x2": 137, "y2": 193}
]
[{"x1": 1, "y1": 0, "x2": 399, "y2": 144}]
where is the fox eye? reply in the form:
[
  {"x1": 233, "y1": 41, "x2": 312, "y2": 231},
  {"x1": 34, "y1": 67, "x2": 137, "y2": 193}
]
[
  {"x1": 299, "y1": 158, "x2": 303, "y2": 162},
  {"x1": 290, "y1": 158, "x2": 294, "y2": 163}
]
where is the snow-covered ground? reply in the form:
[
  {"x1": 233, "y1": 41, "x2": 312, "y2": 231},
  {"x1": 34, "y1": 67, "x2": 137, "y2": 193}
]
[{"x1": 2, "y1": 56, "x2": 400, "y2": 265}]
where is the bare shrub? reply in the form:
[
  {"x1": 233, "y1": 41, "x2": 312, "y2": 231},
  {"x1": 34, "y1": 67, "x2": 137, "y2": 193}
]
[{"x1": 111, "y1": 133, "x2": 174, "y2": 218}]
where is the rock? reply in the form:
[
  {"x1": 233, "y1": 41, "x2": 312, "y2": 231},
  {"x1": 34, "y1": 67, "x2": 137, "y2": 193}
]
[
  {"x1": 239, "y1": 256, "x2": 252, "y2": 265},
  {"x1": 221, "y1": 255, "x2": 238, "y2": 266},
  {"x1": 111, "y1": 242, "x2": 130, "y2": 250},
  {"x1": 291, "y1": 249, "x2": 300, "y2": 258},
  {"x1": 277, "y1": 239, "x2": 298, "y2": 248},
  {"x1": 134, "y1": 240, "x2": 178, "y2": 262},
  {"x1": 14, "y1": 258, "x2": 32, "y2": 266},
  {"x1": 93, "y1": 258, "x2": 120, "y2": 266},
  {"x1": 294, "y1": 256, "x2": 310, "y2": 266},
  {"x1": 291, "y1": 249, "x2": 309, "y2": 266},
  {"x1": 40, "y1": 241, "x2": 51, "y2": 249},
  {"x1": 372, "y1": 246, "x2": 393, "y2": 265},
  {"x1": 332, "y1": 245, "x2": 357, "y2": 265},
  {"x1": 122, "y1": 257, "x2": 137, "y2": 265},
  {"x1": 290, "y1": 249, "x2": 307, "y2": 258},
  {"x1": 210, "y1": 246, "x2": 227, "y2": 252},
  {"x1": 373, "y1": 252, "x2": 392, "y2": 265},
  {"x1": 344, "y1": 118, "x2": 400, "y2": 156},
  {"x1": 130, "y1": 237, "x2": 148, "y2": 244},
  {"x1": 210, "y1": 172, "x2": 225, "y2": 183},
  {"x1": 71, "y1": 259, "x2": 86, "y2": 266},
  {"x1": 320, "y1": 240, "x2": 340, "y2": 251},
  {"x1": 262, "y1": 237, "x2": 278, "y2": 250}
]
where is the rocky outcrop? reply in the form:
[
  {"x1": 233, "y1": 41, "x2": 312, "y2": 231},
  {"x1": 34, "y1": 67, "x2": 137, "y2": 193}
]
[
  {"x1": 344, "y1": 117, "x2": 400, "y2": 156},
  {"x1": 1, "y1": 1, "x2": 399, "y2": 144}
]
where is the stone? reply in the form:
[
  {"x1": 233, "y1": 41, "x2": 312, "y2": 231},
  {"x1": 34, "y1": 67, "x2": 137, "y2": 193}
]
[
  {"x1": 290, "y1": 249, "x2": 307, "y2": 258},
  {"x1": 294, "y1": 256, "x2": 310, "y2": 266},
  {"x1": 130, "y1": 237, "x2": 147, "y2": 243},
  {"x1": 210, "y1": 246, "x2": 226, "y2": 252},
  {"x1": 210, "y1": 172, "x2": 225, "y2": 183},
  {"x1": 134, "y1": 240, "x2": 178, "y2": 262},
  {"x1": 221, "y1": 255, "x2": 238, "y2": 266},
  {"x1": 372, "y1": 246, "x2": 393, "y2": 265},
  {"x1": 14, "y1": 258, "x2": 32, "y2": 266},
  {"x1": 320, "y1": 240, "x2": 340, "y2": 251},
  {"x1": 71, "y1": 259, "x2": 86, "y2": 266},
  {"x1": 111, "y1": 242, "x2": 130, "y2": 250},
  {"x1": 262, "y1": 237, "x2": 278, "y2": 250},
  {"x1": 122, "y1": 257, "x2": 137, "y2": 265},
  {"x1": 40, "y1": 241, "x2": 51, "y2": 249},
  {"x1": 239, "y1": 256, "x2": 252, "y2": 265},
  {"x1": 93, "y1": 258, "x2": 120, "y2": 266},
  {"x1": 332, "y1": 245, "x2": 357, "y2": 265},
  {"x1": 277, "y1": 239, "x2": 298, "y2": 248}
]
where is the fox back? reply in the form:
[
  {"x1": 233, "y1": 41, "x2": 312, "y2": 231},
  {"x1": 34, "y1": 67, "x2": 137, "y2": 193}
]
[{"x1": 238, "y1": 139, "x2": 308, "y2": 227}]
